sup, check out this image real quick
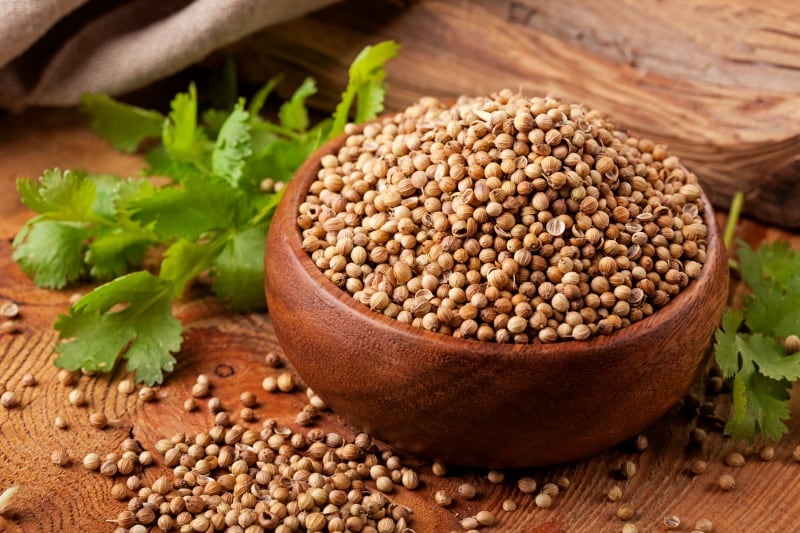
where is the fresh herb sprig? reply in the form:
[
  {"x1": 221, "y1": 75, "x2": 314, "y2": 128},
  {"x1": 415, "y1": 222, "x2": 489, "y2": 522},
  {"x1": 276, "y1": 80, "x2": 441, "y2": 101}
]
[
  {"x1": 12, "y1": 41, "x2": 399, "y2": 385},
  {"x1": 715, "y1": 192, "x2": 800, "y2": 442}
]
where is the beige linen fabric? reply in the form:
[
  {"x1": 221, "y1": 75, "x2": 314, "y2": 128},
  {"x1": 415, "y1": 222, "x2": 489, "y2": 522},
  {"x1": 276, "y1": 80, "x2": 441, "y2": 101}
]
[{"x1": 0, "y1": 0, "x2": 338, "y2": 110}]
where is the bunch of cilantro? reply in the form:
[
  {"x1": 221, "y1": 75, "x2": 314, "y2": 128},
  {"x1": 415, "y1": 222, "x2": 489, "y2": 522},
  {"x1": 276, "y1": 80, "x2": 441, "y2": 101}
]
[
  {"x1": 12, "y1": 41, "x2": 399, "y2": 385},
  {"x1": 715, "y1": 238, "x2": 800, "y2": 442}
]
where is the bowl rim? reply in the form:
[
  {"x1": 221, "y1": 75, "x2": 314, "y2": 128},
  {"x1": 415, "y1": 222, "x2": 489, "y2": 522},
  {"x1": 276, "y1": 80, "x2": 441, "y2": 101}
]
[{"x1": 269, "y1": 125, "x2": 725, "y2": 364}]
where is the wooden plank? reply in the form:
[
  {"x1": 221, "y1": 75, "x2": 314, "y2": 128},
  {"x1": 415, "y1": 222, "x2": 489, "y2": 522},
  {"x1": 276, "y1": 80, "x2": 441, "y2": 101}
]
[{"x1": 1, "y1": 109, "x2": 800, "y2": 531}]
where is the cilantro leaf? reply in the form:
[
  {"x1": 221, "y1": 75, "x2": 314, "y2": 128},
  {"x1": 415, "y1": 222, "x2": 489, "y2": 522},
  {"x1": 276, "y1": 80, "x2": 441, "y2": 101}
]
[
  {"x1": 54, "y1": 271, "x2": 181, "y2": 385},
  {"x1": 12, "y1": 221, "x2": 90, "y2": 288},
  {"x1": 248, "y1": 75, "x2": 282, "y2": 117},
  {"x1": 738, "y1": 239, "x2": 800, "y2": 289},
  {"x1": 163, "y1": 84, "x2": 206, "y2": 163},
  {"x1": 81, "y1": 94, "x2": 164, "y2": 152},
  {"x1": 17, "y1": 169, "x2": 98, "y2": 222},
  {"x1": 212, "y1": 101, "x2": 252, "y2": 186},
  {"x1": 124, "y1": 176, "x2": 241, "y2": 241},
  {"x1": 714, "y1": 310, "x2": 744, "y2": 378},
  {"x1": 278, "y1": 77, "x2": 316, "y2": 132},
  {"x1": 160, "y1": 238, "x2": 226, "y2": 298},
  {"x1": 725, "y1": 365, "x2": 791, "y2": 443},
  {"x1": 211, "y1": 225, "x2": 268, "y2": 310},
  {"x1": 331, "y1": 40, "x2": 400, "y2": 135},
  {"x1": 744, "y1": 275, "x2": 800, "y2": 338},
  {"x1": 85, "y1": 230, "x2": 151, "y2": 281}
]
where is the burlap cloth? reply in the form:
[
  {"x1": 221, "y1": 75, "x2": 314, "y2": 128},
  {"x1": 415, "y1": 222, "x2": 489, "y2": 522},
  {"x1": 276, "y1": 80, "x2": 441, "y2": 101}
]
[{"x1": 0, "y1": 0, "x2": 338, "y2": 111}]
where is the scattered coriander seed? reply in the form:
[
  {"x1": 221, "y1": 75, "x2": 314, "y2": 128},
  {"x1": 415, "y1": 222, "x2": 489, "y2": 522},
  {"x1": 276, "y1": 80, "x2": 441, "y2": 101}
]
[
  {"x1": 458, "y1": 483, "x2": 477, "y2": 499},
  {"x1": 434, "y1": 490, "x2": 452, "y2": 507},
  {"x1": 460, "y1": 516, "x2": 479, "y2": 530},
  {"x1": 607, "y1": 485, "x2": 623, "y2": 502},
  {"x1": 616, "y1": 505, "x2": 635, "y2": 521},
  {"x1": 694, "y1": 518, "x2": 713, "y2": 532},
  {"x1": 792, "y1": 445, "x2": 800, "y2": 463},
  {"x1": 126, "y1": 475, "x2": 141, "y2": 491},
  {"x1": 68, "y1": 389, "x2": 85, "y2": 407},
  {"x1": 622, "y1": 524, "x2": 638, "y2": 533},
  {"x1": 115, "y1": 510, "x2": 136, "y2": 528},
  {"x1": 138, "y1": 386, "x2": 156, "y2": 402},
  {"x1": 261, "y1": 376, "x2": 278, "y2": 392},
  {"x1": 21, "y1": 373, "x2": 36, "y2": 387},
  {"x1": 725, "y1": 451, "x2": 745, "y2": 467},
  {"x1": 54, "y1": 415, "x2": 68, "y2": 430},
  {"x1": 402, "y1": 469, "x2": 419, "y2": 490},
  {"x1": 51, "y1": 448, "x2": 70, "y2": 466},
  {"x1": 376, "y1": 476, "x2": 394, "y2": 493},
  {"x1": 475, "y1": 510, "x2": 496, "y2": 526},
  {"x1": 622, "y1": 460, "x2": 637, "y2": 479},
  {"x1": 541, "y1": 482, "x2": 559, "y2": 497},
  {"x1": 689, "y1": 459, "x2": 707, "y2": 475},
  {"x1": 239, "y1": 407, "x2": 256, "y2": 422},
  {"x1": 276, "y1": 373, "x2": 295, "y2": 392},
  {"x1": 100, "y1": 460, "x2": 118, "y2": 477},
  {"x1": 0, "y1": 301, "x2": 19, "y2": 318},
  {"x1": 517, "y1": 477, "x2": 537, "y2": 494},
  {"x1": 635, "y1": 434, "x2": 649, "y2": 451},
  {"x1": 116, "y1": 455, "x2": 135, "y2": 475},
  {"x1": 1, "y1": 390, "x2": 17, "y2": 408},
  {"x1": 207, "y1": 397, "x2": 222, "y2": 413},
  {"x1": 138, "y1": 451, "x2": 154, "y2": 466},
  {"x1": 82, "y1": 452, "x2": 101, "y2": 470},
  {"x1": 487, "y1": 469, "x2": 505, "y2": 484},
  {"x1": 111, "y1": 483, "x2": 128, "y2": 501},
  {"x1": 718, "y1": 474, "x2": 736, "y2": 491},
  {"x1": 117, "y1": 379, "x2": 135, "y2": 395},
  {"x1": 57, "y1": 369, "x2": 76, "y2": 386},
  {"x1": 191, "y1": 381, "x2": 209, "y2": 398},
  {"x1": 556, "y1": 476, "x2": 571, "y2": 490},
  {"x1": 759, "y1": 445, "x2": 775, "y2": 461},
  {"x1": 502, "y1": 499, "x2": 517, "y2": 512},
  {"x1": 264, "y1": 351, "x2": 282, "y2": 368},
  {"x1": 534, "y1": 493, "x2": 552, "y2": 509},
  {"x1": 89, "y1": 412, "x2": 108, "y2": 429},
  {"x1": 0, "y1": 320, "x2": 19, "y2": 334},
  {"x1": 239, "y1": 391, "x2": 257, "y2": 407},
  {"x1": 183, "y1": 398, "x2": 197, "y2": 412},
  {"x1": 785, "y1": 334, "x2": 800, "y2": 354},
  {"x1": 689, "y1": 427, "x2": 707, "y2": 444},
  {"x1": 664, "y1": 515, "x2": 680, "y2": 529}
]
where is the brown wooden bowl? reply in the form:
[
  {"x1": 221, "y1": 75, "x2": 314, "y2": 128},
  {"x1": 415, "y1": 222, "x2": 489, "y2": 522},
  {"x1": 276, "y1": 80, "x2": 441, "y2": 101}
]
[{"x1": 264, "y1": 131, "x2": 729, "y2": 468}]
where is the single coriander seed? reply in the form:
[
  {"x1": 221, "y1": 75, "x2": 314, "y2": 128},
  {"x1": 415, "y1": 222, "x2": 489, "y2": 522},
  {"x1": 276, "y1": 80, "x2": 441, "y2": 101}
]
[
  {"x1": 89, "y1": 412, "x2": 108, "y2": 429},
  {"x1": 534, "y1": 493, "x2": 552, "y2": 509},
  {"x1": 276, "y1": 373, "x2": 295, "y2": 392},
  {"x1": 431, "y1": 460, "x2": 447, "y2": 476},
  {"x1": 191, "y1": 382, "x2": 209, "y2": 398},
  {"x1": 117, "y1": 379, "x2": 135, "y2": 395},
  {"x1": 616, "y1": 505, "x2": 635, "y2": 521},
  {"x1": 261, "y1": 376, "x2": 277, "y2": 392},
  {"x1": 68, "y1": 389, "x2": 85, "y2": 407},
  {"x1": 239, "y1": 391, "x2": 257, "y2": 407},
  {"x1": 82, "y1": 453, "x2": 101, "y2": 470},
  {"x1": 607, "y1": 485, "x2": 623, "y2": 502},
  {"x1": 458, "y1": 483, "x2": 477, "y2": 499},
  {"x1": 111, "y1": 483, "x2": 128, "y2": 501},
  {"x1": 694, "y1": 518, "x2": 713, "y2": 532},
  {"x1": 54, "y1": 415, "x2": 69, "y2": 430},
  {"x1": 138, "y1": 386, "x2": 156, "y2": 402},
  {"x1": 663, "y1": 515, "x2": 680, "y2": 529},
  {"x1": 183, "y1": 398, "x2": 197, "y2": 412},
  {"x1": 622, "y1": 524, "x2": 638, "y2": 533},
  {"x1": 487, "y1": 469, "x2": 505, "y2": 483},
  {"x1": 784, "y1": 334, "x2": 800, "y2": 354},
  {"x1": 718, "y1": 474, "x2": 735, "y2": 491},
  {"x1": 689, "y1": 459, "x2": 707, "y2": 475},
  {"x1": 518, "y1": 477, "x2": 537, "y2": 494},
  {"x1": 475, "y1": 510, "x2": 495, "y2": 526},
  {"x1": 759, "y1": 445, "x2": 775, "y2": 461},
  {"x1": 502, "y1": 499, "x2": 517, "y2": 512},
  {"x1": 57, "y1": 369, "x2": 75, "y2": 386},
  {"x1": 51, "y1": 448, "x2": 70, "y2": 466},
  {"x1": 460, "y1": 516, "x2": 479, "y2": 530},
  {"x1": 724, "y1": 451, "x2": 745, "y2": 467},
  {"x1": 21, "y1": 373, "x2": 36, "y2": 387},
  {"x1": 264, "y1": 351, "x2": 282, "y2": 368},
  {"x1": 1, "y1": 390, "x2": 17, "y2": 408},
  {"x1": 434, "y1": 489, "x2": 452, "y2": 507}
]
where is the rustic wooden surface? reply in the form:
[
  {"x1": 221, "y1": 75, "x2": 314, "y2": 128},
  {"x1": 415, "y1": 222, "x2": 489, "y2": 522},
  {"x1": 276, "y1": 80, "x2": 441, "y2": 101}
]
[
  {"x1": 2, "y1": 109, "x2": 800, "y2": 532},
  {"x1": 228, "y1": 0, "x2": 800, "y2": 229}
]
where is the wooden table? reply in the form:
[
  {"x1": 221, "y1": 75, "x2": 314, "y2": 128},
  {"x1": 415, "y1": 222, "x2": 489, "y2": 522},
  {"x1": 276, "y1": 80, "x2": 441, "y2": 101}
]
[{"x1": 2, "y1": 109, "x2": 800, "y2": 532}]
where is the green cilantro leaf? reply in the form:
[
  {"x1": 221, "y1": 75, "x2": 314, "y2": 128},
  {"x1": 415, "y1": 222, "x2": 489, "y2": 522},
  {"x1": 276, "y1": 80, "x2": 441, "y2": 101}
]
[
  {"x1": 81, "y1": 94, "x2": 164, "y2": 152},
  {"x1": 160, "y1": 238, "x2": 226, "y2": 298},
  {"x1": 744, "y1": 273, "x2": 800, "y2": 339},
  {"x1": 331, "y1": 40, "x2": 400, "y2": 135},
  {"x1": 17, "y1": 169, "x2": 98, "y2": 222},
  {"x1": 212, "y1": 101, "x2": 252, "y2": 186},
  {"x1": 163, "y1": 84, "x2": 206, "y2": 163},
  {"x1": 738, "y1": 239, "x2": 800, "y2": 289},
  {"x1": 54, "y1": 271, "x2": 181, "y2": 385},
  {"x1": 278, "y1": 77, "x2": 317, "y2": 132},
  {"x1": 211, "y1": 225, "x2": 268, "y2": 310},
  {"x1": 84, "y1": 230, "x2": 151, "y2": 281},
  {"x1": 725, "y1": 366, "x2": 791, "y2": 443},
  {"x1": 12, "y1": 221, "x2": 90, "y2": 288},
  {"x1": 248, "y1": 75, "x2": 282, "y2": 117}
]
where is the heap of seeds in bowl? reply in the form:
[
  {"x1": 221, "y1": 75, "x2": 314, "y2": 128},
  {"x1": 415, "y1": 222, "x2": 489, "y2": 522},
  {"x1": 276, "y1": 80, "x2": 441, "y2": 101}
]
[{"x1": 297, "y1": 91, "x2": 708, "y2": 343}]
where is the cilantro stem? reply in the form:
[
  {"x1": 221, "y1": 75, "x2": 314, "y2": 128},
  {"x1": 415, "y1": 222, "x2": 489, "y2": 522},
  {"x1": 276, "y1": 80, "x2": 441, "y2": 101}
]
[{"x1": 723, "y1": 191, "x2": 744, "y2": 252}]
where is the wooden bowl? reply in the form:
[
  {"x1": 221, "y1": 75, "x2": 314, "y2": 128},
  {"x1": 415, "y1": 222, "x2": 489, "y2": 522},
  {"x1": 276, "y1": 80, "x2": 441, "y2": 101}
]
[{"x1": 264, "y1": 132, "x2": 729, "y2": 468}]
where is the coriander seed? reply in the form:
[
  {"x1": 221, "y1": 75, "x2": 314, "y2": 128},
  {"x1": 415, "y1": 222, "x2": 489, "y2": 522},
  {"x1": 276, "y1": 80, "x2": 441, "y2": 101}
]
[
  {"x1": 191, "y1": 381, "x2": 209, "y2": 398},
  {"x1": 21, "y1": 373, "x2": 36, "y2": 387},
  {"x1": 502, "y1": 499, "x2": 517, "y2": 512},
  {"x1": 458, "y1": 482, "x2": 477, "y2": 499},
  {"x1": 264, "y1": 351, "x2": 282, "y2": 367},
  {"x1": 718, "y1": 474, "x2": 735, "y2": 491},
  {"x1": 785, "y1": 334, "x2": 800, "y2": 354},
  {"x1": 83, "y1": 453, "x2": 101, "y2": 470},
  {"x1": 663, "y1": 515, "x2": 680, "y2": 529},
  {"x1": 434, "y1": 490, "x2": 452, "y2": 507},
  {"x1": 694, "y1": 518, "x2": 713, "y2": 532},
  {"x1": 534, "y1": 493, "x2": 552, "y2": 509},
  {"x1": 51, "y1": 448, "x2": 70, "y2": 466},
  {"x1": 792, "y1": 445, "x2": 800, "y2": 463},
  {"x1": 622, "y1": 460, "x2": 637, "y2": 479},
  {"x1": 239, "y1": 391, "x2": 257, "y2": 407},
  {"x1": 759, "y1": 445, "x2": 775, "y2": 461},
  {"x1": 622, "y1": 524, "x2": 638, "y2": 533},
  {"x1": 431, "y1": 460, "x2": 447, "y2": 476},
  {"x1": 607, "y1": 485, "x2": 623, "y2": 502},
  {"x1": 517, "y1": 477, "x2": 537, "y2": 494},
  {"x1": 725, "y1": 451, "x2": 745, "y2": 467},
  {"x1": 475, "y1": 510, "x2": 495, "y2": 526},
  {"x1": 67, "y1": 389, "x2": 85, "y2": 407},
  {"x1": 111, "y1": 483, "x2": 127, "y2": 500},
  {"x1": 487, "y1": 469, "x2": 505, "y2": 483},
  {"x1": 89, "y1": 412, "x2": 108, "y2": 429},
  {"x1": 1, "y1": 390, "x2": 17, "y2": 408},
  {"x1": 276, "y1": 373, "x2": 295, "y2": 392},
  {"x1": 616, "y1": 505, "x2": 635, "y2": 521},
  {"x1": 57, "y1": 369, "x2": 75, "y2": 386},
  {"x1": 117, "y1": 379, "x2": 135, "y2": 395},
  {"x1": 689, "y1": 459, "x2": 707, "y2": 475},
  {"x1": 183, "y1": 398, "x2": 197, "y2": 412},
  {"x1": 54, "y1": 415, "x2": 69, "y2": 430},
  {"x1": 261, "y1": 376, "x2": 277, "y2": 392},
  {"x1": 138, "y1": 386, "x2": 156, "y2": 402}
]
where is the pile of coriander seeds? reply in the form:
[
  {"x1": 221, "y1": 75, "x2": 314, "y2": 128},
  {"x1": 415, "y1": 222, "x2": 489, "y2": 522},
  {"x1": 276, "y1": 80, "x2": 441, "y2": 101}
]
[{"x1": 298, "y1": 91, "x2": 709, "y2": 343}]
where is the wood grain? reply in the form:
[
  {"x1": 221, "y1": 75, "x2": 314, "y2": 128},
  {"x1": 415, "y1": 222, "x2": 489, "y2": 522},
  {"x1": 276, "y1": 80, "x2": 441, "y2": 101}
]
[
  {"x1": 1, "y1": 111, "x2": 800, "y2": 530},
  {"x1": 227, "y1": 0, "x2": 800, "y2": 228}
]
